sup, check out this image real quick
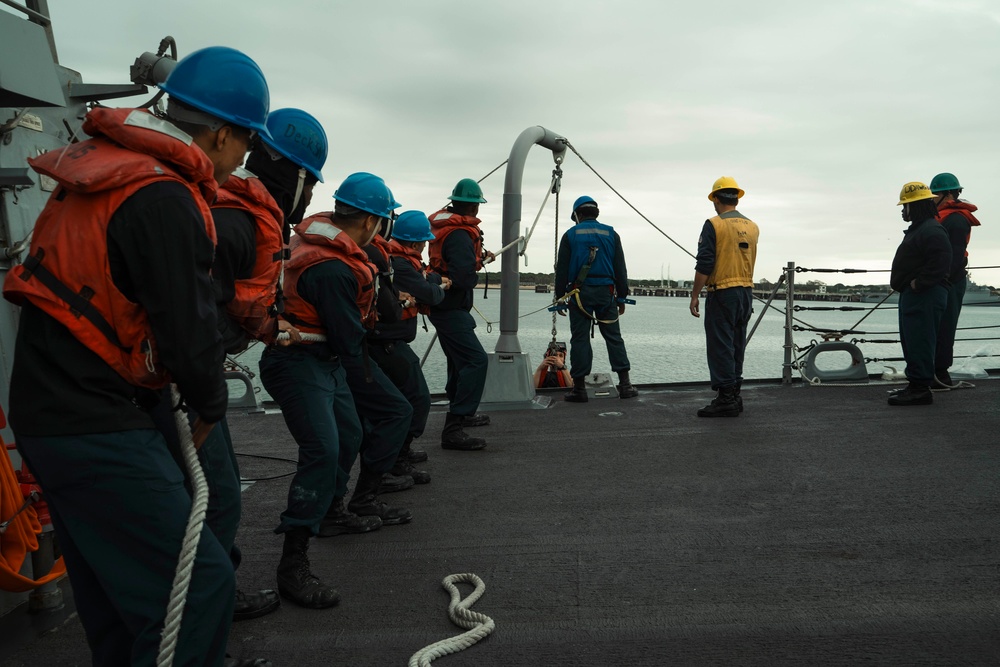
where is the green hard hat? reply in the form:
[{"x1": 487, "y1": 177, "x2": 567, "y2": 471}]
[
  {"x1": 448, "y1": 178, "x2": 487, "y2": 203},
  {"x1": 930, "y1": 172, "x2": 962, "y2": 193}
]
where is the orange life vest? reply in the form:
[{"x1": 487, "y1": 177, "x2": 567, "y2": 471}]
[
  {"x1": 2, "y1": 107, "x2": 217, "y2": 389},
  {"x1": 428, "y1": 208, "x2": 484, "y2": 275},
  {"x1": 540, "y1": 367, "x2": 571, "y2": 388},
  {"x1": 212, "y1": 168, "x2": 286, "y2": 345},
  {"x1": 936, "y1": 200, "x2": 981, "y2": 258},
  {"x1": 386, "y1": 238, "x2": 424, "y2": 320},
  {"x1": 281, "y1": 212, "x2": 378, "y2": 335}
]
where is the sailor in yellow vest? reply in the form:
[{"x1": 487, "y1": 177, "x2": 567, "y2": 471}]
[{"x1": 689, "y1": 177, "x2": 760, "y2": 417}]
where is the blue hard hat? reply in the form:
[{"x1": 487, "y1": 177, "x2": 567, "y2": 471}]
[
  {"x1": 160, "y1": 46, "x2": 271, "y2": 139},
  {"x1": 572, "y1": 195, "x2": 597, "y2": 211},
  {"x1": 392, "y1": 211, "x2": 435, "y2": 242},
  {"x1": 262, "y1": 108, "x2": 327, "y2": 183},
  {"x1": 333, "y1": 172, "x2": 401, "y2": 218}
]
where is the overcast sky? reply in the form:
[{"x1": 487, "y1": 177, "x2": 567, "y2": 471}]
[{"x1": 37, "y1": 0, "x2": 1000, "y2": 283}]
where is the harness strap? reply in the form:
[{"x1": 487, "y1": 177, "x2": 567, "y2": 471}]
[
  {"x1": 21, "y1": 249, "x2": 129, "y2": 350},
  {"x1": 569, "y1": 289, "x2": 620, "y2": 325},
  {"x1": 573, "y1": 246, "x2": 598, "y2": 287}
]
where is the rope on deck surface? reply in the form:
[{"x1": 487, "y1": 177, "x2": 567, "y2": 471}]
[
  {"x1": 408, "y1": 573, "x2": 495, "y2": 667},
  {"x1": 156, "y1": 385, "x2": 209, "y2": 667}
]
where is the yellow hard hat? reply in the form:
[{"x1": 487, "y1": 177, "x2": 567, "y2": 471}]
[
  {"x1": 708, "y1": 176, "x2": 745, "y2": 201},
  {"x1": 896, "y1": 181, "x2": 936, "y2": 206}
]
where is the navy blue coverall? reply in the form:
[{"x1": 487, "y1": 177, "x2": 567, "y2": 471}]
[
  {"x1": 259, "y1": 261, "x2": 366, "y2": 534},
  {"x1": 890, "y1": 216, "x2": 951, "y2": 385},
  {"x1": 428, "y1": 231, "x2": 489, "y2": 416},
  {"x1": 555, "y1": 217, "x2": 632, "y2": 379},
  {"x1": 9, "y1": 182, "x2": 234, "y2": 667},
  {"x1": 367, "y1": 248, "x2": 445, "y2": 445},
  {"x1": 694, "y1": 212, "x2": 755, "y2": 390}
]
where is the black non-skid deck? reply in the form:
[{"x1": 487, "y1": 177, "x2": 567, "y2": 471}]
[{"x1": 4, "y1": 380, "x2": 1000, "y2": 666}]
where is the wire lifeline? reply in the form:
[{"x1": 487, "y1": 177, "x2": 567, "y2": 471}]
[
  {"x1": 408, "y1": 573, "x2": 496, "y2": 667},
  {"x1": 563, "y1": 140, "x2": 696, "y2": 260},
  {"x1": 156, "y1": 385, "x2": 210, "y2": 667}
]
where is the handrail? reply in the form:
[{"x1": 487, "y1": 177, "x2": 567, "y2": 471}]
[{"x1": 0, "y1": 0, "x2": 51, "y2": 25}]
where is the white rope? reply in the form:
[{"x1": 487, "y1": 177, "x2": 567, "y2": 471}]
[
  {"x1": 156, "y1": 385, "x2": 210, "y2": 667},
  {"x1": 482, "y1": 236, "x2": 523, "y2": 265},
  {"x1": 520, "y1": 172, "x2": 559, "y2": 251},
  {"x1": 275, "y1": 331, "x2": 327, "y2": 342},
  {"x1": 408, "y1": 573, "x2": 495, "y2": 667}
]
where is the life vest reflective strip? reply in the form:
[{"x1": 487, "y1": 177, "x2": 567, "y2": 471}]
[
  {"x1": 282, "y1": 212, "x2": 378, "y2": 335},
  {"x1": 213, "y1": 168, "x2": 286, "y2": 345},
  {"x1": 427, "y1": 209, "x2": 484, "y2": 274},
  {"x1": 386, "y1": 238, "x2": 424, "y2": 320},
  {"x1": 936, "y1": 201, "x2": 981, "y2": 258},
  {"x1": 2, "y1": 108, "x2": 217, "y2": 389},
  {"x1": 705, "y1": 213, "x2": 759, "y2": 291}
]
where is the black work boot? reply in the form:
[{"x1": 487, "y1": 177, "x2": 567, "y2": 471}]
[
  {"x1": 400, "y1": 435, "x2": 429, "y2": 463},
  {"x1": 441, "y1": 412, "x2": 487, "y2": 450},
  {"x1": 697, "y1": 386, "x2": 740, "y2": 418},
  {"x1": 348, "y1": 465, "x2": 413, "y2": 525},
  {"x1": 733, "y1": 381, "x2": 744, "y2": 413},
  {"x1": 276, "y1": 527, "x2": 340, "y2": 609},
  {"x1": 617, "y1": 371, "x2": 639, "y2": 399},
  {"x1": 564, "y1": 377, "x2": 589, "y2": 403},
  {"x1": 391, "y1": 456, "x2": 431, "y2": 484},
  {"x1": 461, "y1": 413, "x2": 491, "y2": 427},
  {"x1": 405, "y1": 448, "x2": 428, "y2": 463},
  {"x1": 232, "y1": 588, "x2": 280, "y2": 621},
  {"x1": 377, "y1": 471, "x2": 415, "y2": 494},
  {"x1": 887, "y1": 383, "x2": 933, "y2": 406},
  {"x1": 318, "y1": 496, "x2": 382, "y2": 537}
]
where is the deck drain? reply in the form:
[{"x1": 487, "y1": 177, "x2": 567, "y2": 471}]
[{"x1": 597, "y1": 411, "x2": 623, "y2": 417}]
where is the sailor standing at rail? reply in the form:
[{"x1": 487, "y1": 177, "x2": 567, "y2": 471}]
[
  {"x1": 3, "y1": 47, "x2": 271, "y2": 666},
  {"x1": 887, "y1": 182, "x2": 951, "y2": 406},
  {"x1": 374, "y1": 211, "x2": 452, "y2": 479},
  {"x1": 165, "y1": 108, "x2": 327, "y2": 623},
  {"x1": 689, "y1": 177, "x2": 759, "y2": 417},
  {"x1": 555, "y1": 196, "x2": 639, "y2": 402},
  {"x1": 427, "y1": 178, "x2": 493, "y2": 450},
  {"x1": 929, "y1": 172, "x2": 980, "y2": 391}
]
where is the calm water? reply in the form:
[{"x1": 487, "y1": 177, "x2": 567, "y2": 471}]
[{"x1": 230, "y1": 291, "x2": 1000, "y2": 398}]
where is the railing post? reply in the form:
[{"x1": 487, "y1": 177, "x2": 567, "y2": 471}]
[{"x1": 783, "y1": 262, "x2": 795, "y2": 384}]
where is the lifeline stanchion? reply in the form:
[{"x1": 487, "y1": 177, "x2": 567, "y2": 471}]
[
  {"x1": 408, "y1": 573, "x2": 495, "y2": 667},
  {"x1": 156, "y1": 385, "x2": 210, "y2": 667},
  {"x1": 420, "y1": 332, "x2": 438, "y2": 368}
]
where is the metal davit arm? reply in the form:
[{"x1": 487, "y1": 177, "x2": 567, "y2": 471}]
[{"x1": 496, "y1": 126, "x2": 566, "y2": 355}]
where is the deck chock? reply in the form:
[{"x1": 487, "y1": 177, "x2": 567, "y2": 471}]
[
  {"x1": 802, "y1": 341, "x2": 869, "y2": 383},
  {"x1": 586, "y1": 372, "x2": 618, "y2": 398},
  {"x1": 225, "y1": 370, "x2": 264, "y2": 413}
]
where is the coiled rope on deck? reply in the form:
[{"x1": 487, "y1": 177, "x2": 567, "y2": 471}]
[
  {"x1": 156, "y1": 385, "x2": 210, "y2": 667},
  {"x1": 408, "y1": 573, "x2": 495, "y2": 667}
]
